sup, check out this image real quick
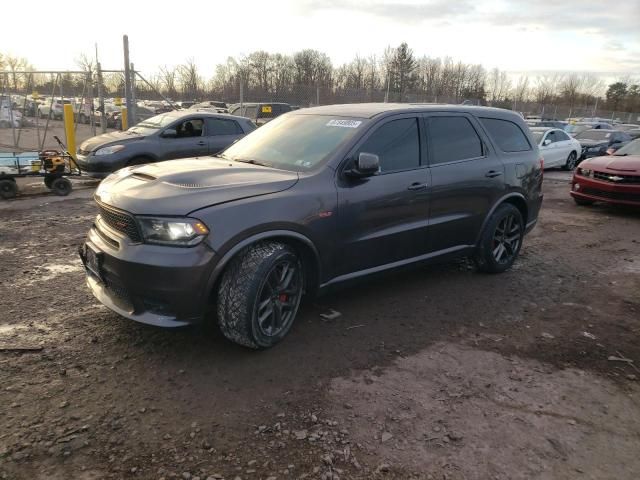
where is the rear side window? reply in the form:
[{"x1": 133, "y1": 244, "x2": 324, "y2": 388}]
[
  {"x1": 480, "y1": 118, "x2": 531, "y2": 152},
  {"x1": 206, "y1": 118, "x2": 242, "y2": 135},
  {"x1": 555, "y1": 130, "x2": 570, "y2": 141},
  {"x1": 359, "y1": 118, "x2": 420, "y2": 172},
  {"x1": 244, "y1": 106, "x2": 258, "y2": 119},
  {"x1": 429, "y1": 117, "x2": 483, "y2": 165}
]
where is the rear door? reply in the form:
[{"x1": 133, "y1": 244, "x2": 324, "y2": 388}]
[
  {"x1": 205, "y1": 117, "x2": 245, "y2": 153},
  {"x1": 335, "y1": 115, "x2": 431, "y2": 275},
  {"x1": 553, "y1": 130, "x2": 574, "y2": 166},
  {"x1": 424, "y1": 113, "x2": 505, "y2": 252}
]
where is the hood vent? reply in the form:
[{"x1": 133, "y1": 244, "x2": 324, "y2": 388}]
[{"x1": 130, "y1": 172, "x2": 157, "y2": 181}]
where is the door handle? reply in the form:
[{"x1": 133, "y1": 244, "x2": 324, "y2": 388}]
[
  {"x1": 197, "y1": 141, "x2": 206, "y2": 146},
  {"x1": 485, "y1": 170, "x2": 503, "y2": 178},
  {"x1": 407, "y1": 182, "x2": 427, "y2": 191}
]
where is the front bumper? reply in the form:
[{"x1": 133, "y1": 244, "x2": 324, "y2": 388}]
[
  {"x1": 580, "y1": 147, "x2": 607, "y2": 160},
  {"x1": 79, "y1": 218, "x2": 217, "y2": 327},
  {"x1": 75, "y1": 153, "x2": 128, "y2": 178},
  {"x1": 571, "y1": 175, "x2": 640, "y2": 207}
]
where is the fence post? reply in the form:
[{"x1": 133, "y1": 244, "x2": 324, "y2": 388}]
[
  {"x1": 316, "y1": 85, "x2": 320, "y2": 106},
  {"x1": 130, "y1": 62, "x2": 137, "y2": 126},
  {"x1": 123, "y1": 35, "x2": 134, "y2": 128},
  {"x1": 63, "y1": 103, "x2": 76, "y2": 159},
  {"x1": 97, "y1": 62, "x2": 106, "y2": 133},
  {"x1": 87, "y1": 70, "x2": 96, "y2": 136}
]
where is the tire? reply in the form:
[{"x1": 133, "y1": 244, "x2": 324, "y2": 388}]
[
  {"x1": 217, "y1": 242, "x2": 304, "y2": 349},
  {"x1": 79, "y1": 113, "x2": 87, "y2": 124},
  {"x1": 51, "y1": 177, "x2": 72, "y2": 196},
  {"x1": 0, "y1": 179, "x2": 18, "y2": 199},
  {"x1": 573, "y1": 196, "x2": 594, "y2": 206},
  {"x1": 474, "y1": 203, "x2": 524, "y2": 274},
  {"x1": 563, "y1": 151, "x2": 578, "y2": 170}
]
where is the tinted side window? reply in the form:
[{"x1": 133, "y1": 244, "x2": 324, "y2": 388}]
[
  {"x1": 206, "y1": 118, "x2": 242, "y2": 136},
  {"x1": 555, "y1": 130, "x2": 570, "y2": 141},
  {"x1": 429, "y1": 116, "x2": 483, "y2": 165},
  {"x1": 480, "y1": 117, "x2": 531, "y2": 152},
  {"x1": 358, "y1": 118, "x2": 420, "y2": 172}
]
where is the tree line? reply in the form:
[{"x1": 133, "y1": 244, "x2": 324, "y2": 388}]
[{"x1": 1, "y1": 45, "x2": 639, "y2": 113}]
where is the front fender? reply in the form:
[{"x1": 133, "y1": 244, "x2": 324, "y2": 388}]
[{"x1": 204, "y1": 229, "x2": 321, "y2": 299}]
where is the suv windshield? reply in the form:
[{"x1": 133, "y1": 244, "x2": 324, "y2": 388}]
[
  {"x1": 576, "y1": 130, "x2": 612, "y2": 141},
  {"x1": 129, "y1": 113, "x2": 176, "y2": 134},
  {"x1": 613, "y1": 138, "x2": 640, "y2": 156},
  {"x1": 221, "y1": 114, "x2": 364, "y2": 171}
]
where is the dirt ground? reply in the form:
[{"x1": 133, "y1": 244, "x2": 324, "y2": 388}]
[{"x1": 1, "y1": 171, "x2": 639, "y2": 480}]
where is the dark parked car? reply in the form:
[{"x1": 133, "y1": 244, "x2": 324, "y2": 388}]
[
  {"x1": 526, "y1": 120, "x2": 567, "y2": 129},
  {"x1": 576, "y1": 129, "x2": 632, "y2": 160},
  {"x1": 565, "y1": 121, "x2": 613, "y2": 137},
  {"x1": 626, "y1": 129, "x2": 640, "y2": 140},
  {"x1": 75, "y1": 111, "x2": 255, "y2": 178},
  {"x1": 190, "y1": 100, "x2": 227, "y2": 112},
  {"x1": 79, "y1": 104, "x2": 543, "y2": 349},
  {"x1": 112, "y1": 106, "x2": 156, "y2": 130},
  {"x1": 229, "y1": 102, "x2": 292, "y2": 125},
  {"x1": 571, "y1": 138, "x2": 640, "y2": 207}
]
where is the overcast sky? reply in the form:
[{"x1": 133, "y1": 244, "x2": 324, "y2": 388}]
[{"x1": 3, "y1": 0, "x2": 639, "y2": 78}]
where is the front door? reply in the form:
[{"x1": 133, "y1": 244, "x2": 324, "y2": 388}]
[
  {"x1": 425, "y1": 113, "x2": 506, "y2": 252},
  {"x1": 159, "y1": 117, "x2": 209, "y2": 160},
  {"x1": 335, "y1": 116, "x2": 431, "y2": 276}
]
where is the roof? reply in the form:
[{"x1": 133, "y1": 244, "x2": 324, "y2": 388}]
[
  {"x1": 529, "y1": 126, "x2": 555, "y2": 132},
  {"x1": 296, "y1": 103, "x2": 522, "y2": 120}
]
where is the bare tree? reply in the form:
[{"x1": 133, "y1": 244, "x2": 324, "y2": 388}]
[{"x1": 159, "y1": 66, "x2": 177, "y2": 99}]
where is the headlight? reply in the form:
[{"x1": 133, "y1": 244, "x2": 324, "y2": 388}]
[
  {"x1": 137, "y1": 216, "x2": 209, "y2": 247},
  {"x1": 95, "y1": 145, "x2": 126, "y2": 156},
  {"x1": 578, "y1": 168, "x2": 593, "y2": 177}
]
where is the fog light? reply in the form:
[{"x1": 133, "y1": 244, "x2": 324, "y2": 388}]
[{"x1": 574, "y1": 183, "x2": 580, "y2": 191}]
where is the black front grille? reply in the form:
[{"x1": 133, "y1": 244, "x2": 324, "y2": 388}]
[
  {"x1": 97, "y1": 202, "x2": 142, "y2": 242},
  {"x1": 581, "y1": 187, "x2": 640, "y2": 203},
  {"x1": 593, "y1": 171, "x2": 640, "y2": 184}
]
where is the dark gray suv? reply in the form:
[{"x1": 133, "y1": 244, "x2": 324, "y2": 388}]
[
  {"x1": 75, "y1": 111, "x2": 255, "y2": 178},
  {"x1": 79, "y1": 104, "x2": 543, "y2": 349}
]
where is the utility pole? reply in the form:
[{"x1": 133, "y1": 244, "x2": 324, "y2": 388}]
[{"x1": 123, "y1": 35, "x2": 135, "y2": 127}]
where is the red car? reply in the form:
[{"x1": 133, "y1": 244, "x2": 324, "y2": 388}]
[{"x1": 571, "y1": 138, "x2": 640, "y2": 207}]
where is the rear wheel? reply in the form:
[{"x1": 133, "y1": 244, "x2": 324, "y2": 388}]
[
  {"x1": 474, "y1": 204, "x2": 524, "y2": 274},
  {"x1": 0, "y1": 179, "x2": 18, "y2": 199},
  {"x1": 79, "y1": 113, "x2": 87, "y2": 124},
  {"x1": 563, "y1": 151, "x2": 578, "y2": 170},
  {"x1": 51, "y1": 177, "x2": 72, "y2": 196},
  {"x1": 217, "y1": 242, "x2": 304, "y2": 349}
]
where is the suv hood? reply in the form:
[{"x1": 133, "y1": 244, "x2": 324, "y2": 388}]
[
  {"x1": 581, "y1": 154, "x2": 640, "y2": 173},
  {"x1": 79, "y1": 131, "x2": 144, "y2": 153},
  {"x1": 95, "y1": 157, "x2": 299, "y2": 216}
]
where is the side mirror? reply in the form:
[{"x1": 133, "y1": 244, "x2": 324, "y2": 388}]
[
  {"x1": 543, "y1": 139, "x2": 552, "y2": 146},
  {"x1": 161, "y1": 128, "x2": 177, "y2": 139},
  {"x1": 346, "y1": 152, "x2": 380, "y2": 178}
]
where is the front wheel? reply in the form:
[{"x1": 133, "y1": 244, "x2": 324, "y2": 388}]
[
  {"x1": 564, "y1": 151, "x2": 578, "y2": 170},
  {"x1": 474, "y1": 204, "x2": 524, "y2": 274},
  {"x1": 51, "y1": 177, "x2": 72, "y2": 196},
  {"x1": 217, "y1": 242, "x2": 304, "y2": 349}
]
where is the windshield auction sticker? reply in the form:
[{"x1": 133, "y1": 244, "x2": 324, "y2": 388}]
[{"x1": 326, "y1": 119, "x2": 362, "y2": 128}]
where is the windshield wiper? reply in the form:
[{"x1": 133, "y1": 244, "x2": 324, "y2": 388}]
[{"x1": 234, "y1": 158, "x2": 272, "y2": 167}]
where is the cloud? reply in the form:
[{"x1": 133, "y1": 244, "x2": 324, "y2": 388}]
[{"x1": 299, "y1": 0, "x2": 476, "y2": 24}]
